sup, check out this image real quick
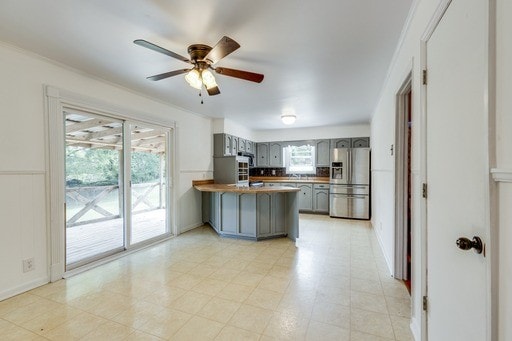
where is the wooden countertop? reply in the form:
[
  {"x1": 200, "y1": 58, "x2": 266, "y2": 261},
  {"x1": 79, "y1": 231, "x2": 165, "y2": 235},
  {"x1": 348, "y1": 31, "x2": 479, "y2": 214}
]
[
  {"x1": 250, "y1": 176, "x2": 330, "y2": 184},
  {"x1": 194, "y1": 183, "x2": 300, "y2": 193}
]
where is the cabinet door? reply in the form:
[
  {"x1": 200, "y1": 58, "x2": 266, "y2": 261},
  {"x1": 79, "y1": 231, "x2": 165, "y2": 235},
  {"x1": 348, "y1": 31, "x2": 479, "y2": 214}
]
[
  {"x1": 238, "y1": 138, "x2": 246, "y2": 152},
  {"x1": 224, "y1": 134, "x2": 232, "y2": 155},
  {"x1": 209, "y1": 192, "x2": 219, "y2": 231},
  {"x1": 256, "y1": 143, "x2": 269, "y2": 167},
  {"x1": 331, "y1": 138, "x2": 351, "y2": 149},
  {"x1": 246, "y1": 140, "x2": 254, "y2": 154},
  {"x1": 269, "y1": 142, "x2": 282, "y2": 167},
  {"x1": 315, "y1": 139, "x2": 330, "y2": 166},
  {"x1": 272, "y1": 193, "x2": 286, "y2": 235},
  {"x1": 297, "y1": 184, "x2": 313, "y2": 211},
  {"x1": 239, "y1": 194, "x2": 256, "y2": 236},
  {"x1": 313, "y1": 189, "x2": 329, "y2": 213},
  {"x1": 220, "y1": 193, "x2": 237, "y2": 234},
  {"x1": 231, "y1": 136, "x2": 239, "y2": 155},
  {"x1": 257, "y1": 193, "x2": 272, "y2": 236},
  {"x1": 351, "y1": 137, "x2": 370, "y2": 148}
]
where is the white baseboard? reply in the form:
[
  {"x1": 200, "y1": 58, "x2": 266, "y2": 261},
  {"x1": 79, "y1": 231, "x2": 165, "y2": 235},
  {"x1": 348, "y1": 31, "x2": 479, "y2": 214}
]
[
  {"x1": 410, "y1": 316, "x2": 421, "y2": 341},
  {"x1": 0, "y1": 276, "x2": 49, "y2": 301},
  {"x1": 179, "y1": 222, "x2": 204, "y2": 234},
  {"x1": 372, "y1": 224, "x2": 394, "y2": 275}
]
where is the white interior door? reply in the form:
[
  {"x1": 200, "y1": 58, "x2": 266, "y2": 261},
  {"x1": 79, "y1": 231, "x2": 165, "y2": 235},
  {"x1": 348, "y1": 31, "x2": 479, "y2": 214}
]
[{"x1": 426, "y1": 0, "x2": 489, "y2": 339}]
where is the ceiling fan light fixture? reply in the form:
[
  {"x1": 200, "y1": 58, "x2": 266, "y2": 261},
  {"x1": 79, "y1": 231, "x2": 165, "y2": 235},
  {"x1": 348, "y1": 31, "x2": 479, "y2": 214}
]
[
  {"x1": 185, "y1": 69, "x2": 202, "y2": 89},
  {"x1": 281, "y1": 113, "x2": 296, "y2": 125},
  {"x1": 201, "y1": 69, "x2": 217, "y2": 89}
]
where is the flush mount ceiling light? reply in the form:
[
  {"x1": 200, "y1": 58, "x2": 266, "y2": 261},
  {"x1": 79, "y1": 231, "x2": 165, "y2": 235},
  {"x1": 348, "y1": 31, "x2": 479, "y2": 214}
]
[{"x1": 281, "y1": 110, "x2": 296, "y2": 125}]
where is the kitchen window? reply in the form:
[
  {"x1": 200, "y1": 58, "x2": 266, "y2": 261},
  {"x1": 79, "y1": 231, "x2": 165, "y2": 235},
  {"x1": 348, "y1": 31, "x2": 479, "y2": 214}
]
[{"x1": 284, "y1": 144, "x2": 316, "y2": 174}]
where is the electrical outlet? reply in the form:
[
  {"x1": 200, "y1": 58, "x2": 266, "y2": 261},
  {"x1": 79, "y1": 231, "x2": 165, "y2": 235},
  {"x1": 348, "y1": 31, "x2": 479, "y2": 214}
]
[
  {"x1": 271, "y1": 170, "x2": 276, "y2": 175},
  {"x1": 23, "y1": 258, "x2": 34, "y2": 272},
  {"x1": 260, "y1": 170, "x2": 264, "y2": 175}
]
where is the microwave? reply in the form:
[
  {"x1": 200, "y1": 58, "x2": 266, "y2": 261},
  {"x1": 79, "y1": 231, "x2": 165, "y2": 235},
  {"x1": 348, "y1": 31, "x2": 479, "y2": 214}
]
[{"x1": 238, "y1": 151, "x2": 255, "y2": 168}]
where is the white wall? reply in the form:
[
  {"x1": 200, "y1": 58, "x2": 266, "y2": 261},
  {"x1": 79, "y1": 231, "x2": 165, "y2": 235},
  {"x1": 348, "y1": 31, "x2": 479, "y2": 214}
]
[
  {"x1": 0, "y1": 42, "x2": 212, "y2": 299},
  {"x1": 371, "y1": 0, "x2": 511, "y2": 339},
  {"x1": 252, "y1": 123, "x2": 370, "y2": 142},
  {"x1": 496, "y1": 0, "x2": 512, "y2": 339},
  {"x1": 369, "y1": 0, "x2": 466, "y2": 337},
  {"x1": 214, "y1": 118, "x2": 256, "y2": 141}
]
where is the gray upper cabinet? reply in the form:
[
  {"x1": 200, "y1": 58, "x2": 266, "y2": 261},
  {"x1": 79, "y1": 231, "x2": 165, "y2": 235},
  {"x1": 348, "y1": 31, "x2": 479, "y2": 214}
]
[
  {"x1": 231, "y1": 136, "x2": 239, "y2": 155},
  {"x1": 246, "y1": 140, "x2": 254, "y2": 154},
  {"x1": 315, "y1": 139, "x2": 330, "y2": 166},
  {"x1": 351, "y1": 137, "x2": 370, "y2": 148},
  {"x1": 269, "y1": 142, "x2": 283, "y2": 167},
  {"x1": 238, "y1": 138, "x2": 246, "y2": 152},
  {"x1": 214, "y1": 133, "x2": 232, "y2": 157},
  {"x1": 256, "y1": 143, "x2": 269, "y2": 167},
  {"x1": 297, "y1": 183, "x2": 313, "y2": 211},
  {"x1": 331, "y1": 138, "x2": 351, "y2": 149}
]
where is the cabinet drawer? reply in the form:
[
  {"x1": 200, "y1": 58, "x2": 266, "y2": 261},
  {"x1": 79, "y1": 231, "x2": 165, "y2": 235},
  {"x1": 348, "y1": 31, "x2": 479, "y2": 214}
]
[{"x1": 313, "y1": 183, "x2": 329, "y2": 190}]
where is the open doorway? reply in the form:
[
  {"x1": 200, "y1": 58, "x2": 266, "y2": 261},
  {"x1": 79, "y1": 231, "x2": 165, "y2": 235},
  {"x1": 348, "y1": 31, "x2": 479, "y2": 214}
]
[{"x1": 394, "y1": 73, "x2": 412, "y2": 293}]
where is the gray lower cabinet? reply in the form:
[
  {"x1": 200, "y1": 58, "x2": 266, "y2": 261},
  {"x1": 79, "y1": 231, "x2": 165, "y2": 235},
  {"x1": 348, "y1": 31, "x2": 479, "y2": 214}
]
[
  {"x1": 239, "y1": 194, "x2": 256, "y2": 237},
  {"x1": 313, "y1": 184, "x2": 329, "y2": 213},
  {"x1": 297, "y1": 183, "x2": 313, "y2": 211},
  {"x1": 203, "y1": 191, "x2": 290, "y2": 239},
  {"x1": 208, "y1": 192, "x2": 220, "y2": 231},
  {"x1": 220, "y1": 192, "x2": 237, "y2": 235},
  {"x1": 256, "y1": 193, "x2": 286, "y2": 238}
]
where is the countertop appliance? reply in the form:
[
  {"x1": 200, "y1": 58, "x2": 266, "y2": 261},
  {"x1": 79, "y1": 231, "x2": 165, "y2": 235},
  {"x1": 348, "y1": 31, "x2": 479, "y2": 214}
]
[
  {"x1": 214, "y1": 156, "x2": 249, "y2": 187},
  {"x1": 329, "y1": 148, "x2": 370, "y2": 219}
]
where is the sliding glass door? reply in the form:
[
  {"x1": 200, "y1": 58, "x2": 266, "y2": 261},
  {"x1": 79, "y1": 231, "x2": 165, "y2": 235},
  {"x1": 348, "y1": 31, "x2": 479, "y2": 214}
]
[
  {"x1": 65, "y1": 111, "x2": 125, "y2": 267},
  {"x1": 65, "y1": 109, "x2": 172, "y2": 270},
  {"x1": 130, "y1": 124, "x2": 168, "y2": 244}
]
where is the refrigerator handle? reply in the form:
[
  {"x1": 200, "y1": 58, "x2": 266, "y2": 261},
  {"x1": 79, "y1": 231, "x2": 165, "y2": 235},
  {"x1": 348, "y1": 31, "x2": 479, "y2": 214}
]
[{"x1": 348, "y1": 149, "x2": 352, "y2": 184}]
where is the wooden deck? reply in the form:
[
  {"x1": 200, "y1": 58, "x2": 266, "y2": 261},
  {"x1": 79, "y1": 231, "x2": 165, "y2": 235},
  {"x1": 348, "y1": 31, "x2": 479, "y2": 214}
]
[{"x1": 66, "y1": 208, "x2": 168, "y2": 266}]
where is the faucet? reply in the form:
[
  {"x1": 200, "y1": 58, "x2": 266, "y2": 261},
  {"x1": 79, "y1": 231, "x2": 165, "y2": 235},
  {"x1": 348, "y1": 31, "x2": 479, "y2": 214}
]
[{"x1": 289, "y1": 173, "x2": 299, "y2": 180}]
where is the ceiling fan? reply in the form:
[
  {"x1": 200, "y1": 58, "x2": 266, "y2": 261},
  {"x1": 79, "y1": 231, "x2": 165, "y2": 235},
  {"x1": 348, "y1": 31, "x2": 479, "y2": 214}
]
[{"x1": 134, "y1": 36, "x2": 264, "y2": 96}]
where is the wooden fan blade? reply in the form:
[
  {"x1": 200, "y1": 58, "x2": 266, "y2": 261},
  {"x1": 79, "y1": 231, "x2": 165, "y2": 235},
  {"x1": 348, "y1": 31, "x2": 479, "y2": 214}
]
[
  {"x1": 147, "y1": 69, "x2": 191, "y2": 81},
  {"x1": 206, "y1": 86, "x2": 221, "y2": 96},
  {"x1": 204, "y1": 36, "x2": 240, "y2": 64},
  {"x1": 134, "y1": 39, "x2": 191, "y2": 63},
  {"x1": 215, "y1": 67, "x2": 264, "y2": 83}
]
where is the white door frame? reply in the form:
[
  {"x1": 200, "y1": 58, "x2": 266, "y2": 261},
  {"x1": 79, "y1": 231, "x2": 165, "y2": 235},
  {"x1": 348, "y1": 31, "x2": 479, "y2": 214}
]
[
  {"x1": 394, "y1": 72, "x2": 412, "y2": 280},
  {"x1": 45, "y1": 86, "x2": 178, "y2": 281},
  {"x1": 419, "y1": 0, "x2": 498, "y2": 339}
]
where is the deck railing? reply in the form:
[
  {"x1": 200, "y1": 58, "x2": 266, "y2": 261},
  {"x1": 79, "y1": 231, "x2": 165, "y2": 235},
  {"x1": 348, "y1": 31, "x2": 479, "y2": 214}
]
[{"x1": 66, "y1": 182, "x2": 164, "y2": 227}]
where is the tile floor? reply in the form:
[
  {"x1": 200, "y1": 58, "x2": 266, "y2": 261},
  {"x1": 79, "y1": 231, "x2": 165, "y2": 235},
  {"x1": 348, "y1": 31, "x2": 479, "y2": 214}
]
[{"x1": 0, "y1": 214, "x2": 413, "y2": 340}]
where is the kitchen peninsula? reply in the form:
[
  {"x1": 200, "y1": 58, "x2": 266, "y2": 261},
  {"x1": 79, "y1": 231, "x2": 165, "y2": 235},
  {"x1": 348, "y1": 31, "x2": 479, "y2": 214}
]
[{"x1": 194, "y1": 181, "x2": 300, "y2": 241}]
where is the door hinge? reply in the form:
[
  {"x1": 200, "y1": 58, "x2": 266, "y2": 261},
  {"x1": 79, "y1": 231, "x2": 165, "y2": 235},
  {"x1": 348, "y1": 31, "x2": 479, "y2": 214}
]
[
  {"x1": 423, "y1": 296, "x2": 428, "y2": 312},
  {"x1": 422, "y1": 183, "x2": 428, "y2": 199},
  {"x1": 422, "y1": 69, "x2": 427, "y2": 85}
]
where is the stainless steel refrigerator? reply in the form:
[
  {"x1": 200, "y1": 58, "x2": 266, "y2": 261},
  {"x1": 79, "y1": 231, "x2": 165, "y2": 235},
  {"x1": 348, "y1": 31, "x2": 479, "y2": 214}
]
[{"x1": 329, "y1": 148, "x2": 370, "y2": 219}]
